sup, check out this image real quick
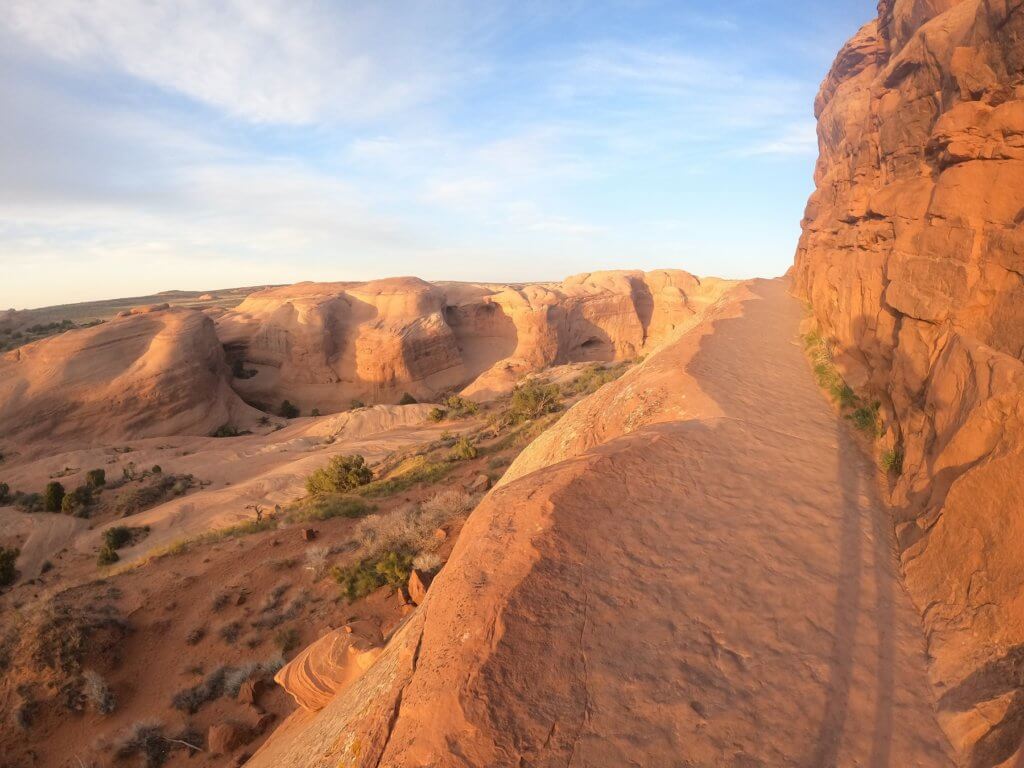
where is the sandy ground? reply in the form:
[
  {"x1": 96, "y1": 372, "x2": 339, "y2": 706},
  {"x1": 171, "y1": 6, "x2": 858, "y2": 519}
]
[
  {"x1": 0, "y1": 404, "x2": 467, "y2": 581},
  {"x1": 251, "y1": 279, "x2": 957, "y2": 767}
]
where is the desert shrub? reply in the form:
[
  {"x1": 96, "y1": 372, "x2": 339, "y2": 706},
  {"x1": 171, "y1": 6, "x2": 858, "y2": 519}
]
[
  {"x1": 279, "y1": 400, "x2": 300, "y2": 419},
  {"x1": 86, "y1": 468, "x2": 106, "y2": 488},
  {"x1": 82, "y1": 669, "x2": 116, "y2": 714},
  {"x1": 212, "y1": 423, "x2": 242, "y2": 438},
  {"x1": 0, "y1": 547, "x2": 19, "y2": 587},
  {"x1": 305, "y1": 546, "x2": 329, "y2": 580},
  {"x1": 61, "y1": 485, "x2": 93, "y2": 516},
  {"x1": 333, "y1": 550, "x2": 413, "y2": 601},
  {"x1": 211, "y1": 592, "x2": 231, "y2": 612},
  {"x1": 350, "y1": 399, "x2": 366, "y2": 410},
  {"x1": 448, "y1": 436, "x2": 478, "y2": 461},
  {"x1": 104, "y1": 526, "x2": 133, "y2": 550},
  {"x1": 428, "y1": 407, "x2": 446, "y2": 422},
  {"x1": 356, "y1": 456, "x2": 452, "y2": 499},
  {"x1": 97, "y1": 546, "x2": 119, "y2": 566},
  {"x1": 0, "y1": 482, "x2": 10, "y2": 503},
  {"x1": 412, "y1": 552, "x2": 443, "y2": 574},
  {"x1": 562, "y1": 362, "x2": 631, "y2": 397},
  {"x1": 15, "y1": 492, "x2": 42, "y2": 513},
  {"x1": 275, "y1": 627, "x2": 300, "y2": 654},
  {"x1": 117, "y1": 474, "x2": 193, "y2": 516},
  {"x1": 115, "y1": 721, "x2": 171, "y2": 768},
  {"x1": 43, "y1": 481, "x2": 65, "y2": 512},
  {"x1": 848, "y1": 402, "x2": 882, "y2": 437},
  {"x1": 151, "y1": 465, "x2": 162, "y2": 474},
  {"x1": 881, "y1": 446, "x2": 905, "y2": 475},
  {"x1": 289, "y1": 494, "x2": 373, "y2": 523},
  {"x1": 311, "y1": 408, "x2": 321, "y2": 417},
  {"x1": 306, "y1": 455, "x2": 373, "y2": 495},
  {"x1": 185, "y1": 626, "x2": 206, "y2": 646},
  {"x1": 399, "y1": 392, "x2": 418, "y2": 405},
  {"x1": 420, "y1": 487, "x2": 473, "y2": 519},
  {"x1": 491, "y1": 380, "x2": 561, "y2": 432},
  {"x1": 353, "y1": 491, "x2": 470, "y2": 561},
  {"x1": 172, "y1": 666, "x2": 227, "y2": 713},
  {"x1": 219, "y1": 621, "x2": 242, "y2": 644}
]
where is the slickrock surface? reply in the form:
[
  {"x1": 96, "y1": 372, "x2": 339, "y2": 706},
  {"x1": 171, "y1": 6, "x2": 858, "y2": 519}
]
[
  {"x1": 248, "y1": 279, "x2": 955, "y2": 767},
  {"x1": 794, "y1": 0, "x2": 1024, "y2": 761},
  {"x1": 0, "y1": 306, "x2": 255, "y2": 447},
  {"x1": 216, "y1": 271, "x2": 731, "y2": 410}
]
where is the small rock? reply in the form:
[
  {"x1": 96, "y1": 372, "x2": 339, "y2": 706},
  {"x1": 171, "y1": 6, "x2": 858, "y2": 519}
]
[
  {"x1": 434, "y1": 528, "x2": 448, "y2": 542},
  {"x1": 303, "y1": 528, "x2": 317, "y2": 541},
  {"x1": 208, "y1": 722, "x2": 253, "y2": 755},
  {"x1": 237, "y1": 677, "x2": 269, "y2": 709},
  {"x1": 408, "y1": 569, "x2": 434, "y2": 606},
  {"x1": 468, "y1": 474, "x2": 491, "y2": 493}
]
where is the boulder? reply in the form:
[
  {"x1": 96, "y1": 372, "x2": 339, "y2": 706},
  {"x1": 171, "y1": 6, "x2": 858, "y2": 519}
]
[
  {"x1": 208, "y1": 722, "x2": 252, "y2": 755},
  {"x1": 467, "y1": 474, "x2": 491, "y2": 493},
  {"x1": 274, "y1": 625, "x2": 384, "y2": 711},
  {"x1": 407, "y1": 569, "x2": 434, "y2": 606}
]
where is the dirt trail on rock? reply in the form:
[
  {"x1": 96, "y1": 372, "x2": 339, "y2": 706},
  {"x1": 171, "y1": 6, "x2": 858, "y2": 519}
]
[{"x1": 249, "y1": 279, "x2": 956, "y2": 767}]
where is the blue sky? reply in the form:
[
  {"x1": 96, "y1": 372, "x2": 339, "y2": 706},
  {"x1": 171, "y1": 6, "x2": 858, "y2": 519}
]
[{"x1": 0, "y1": 0, "x2": 875, "y2": 309}]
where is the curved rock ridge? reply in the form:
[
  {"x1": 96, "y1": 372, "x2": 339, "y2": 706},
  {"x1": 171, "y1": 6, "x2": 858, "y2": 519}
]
[
  {"x1": 0, "y1": 306, "x2": 256, "y2": 447},
  {"x1": 274, "y1": 624, "x2": 384, "y2": 712},
  {"x1": 794, "y1": 0, "x2": 1024, "y2": 762},
  {"x1": 216, "y1": 270, "x2": 731, "y2": 410},
  {"x1": 247, "y1": 280, "x2": 956, "y2": 767}
]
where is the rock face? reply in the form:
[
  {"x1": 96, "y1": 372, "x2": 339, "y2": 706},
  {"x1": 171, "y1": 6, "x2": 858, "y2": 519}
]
[
  {"x1": 793, "y1": 1, "x2": 1024, "y2": 762},
  {"x1": 273, "y1": 624, "x2": 383, "y2": 712},
  {"x1": 216, "y1": 271, "x2": 730, "y2": 411},
  {"x1": 0, "y1": 306, "x2": 255, "y2": 447}
]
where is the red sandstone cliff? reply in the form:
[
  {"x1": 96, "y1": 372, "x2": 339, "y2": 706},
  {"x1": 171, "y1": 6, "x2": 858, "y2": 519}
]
[{"x1": 794, "y1": 0, "x2": 1024, "y2": 762}]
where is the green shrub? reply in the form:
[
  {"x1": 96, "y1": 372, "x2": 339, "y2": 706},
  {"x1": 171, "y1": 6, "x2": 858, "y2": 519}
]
[
  {"x1": 85, "y1": 469, "x2": 106, "y2": 488},
  {"x1": 43, "y1": 482, "x2": 65, "y2": 513},
  {"x1": 104, "y1": 526, "x2": 132, "y2": 550},
  {"x1": 289, "y1": 494, "x2": 373, "y2": 523},
  {"x1": 428, "y1": 407, "x2": 446, "y2": 422},
  {"x1": 398, "y1": 392, "x2": 417, "y2": 405},
  {"x1": 0, "y1": 547, "x2": 19, "y2": 586},
  {"x1": 306, "y1": 455, "x2": 373, "y2": 495},
  {"x1": 310, "y1": 408, "x2": 320, "y2": 417},
  {"x1": 97, "y1": 546, "x2": 119, "y2": 566},
  {"x1": 448, "y1": 436, "x2": 478, "y2": 461},
  {"x1": 332, "y1": 550, "x2": 413, "y2": 602},
  {"x1": 0, "y1": 482, "x2": 9, "y2": 504},
  {"x1": 350, "y1": 399, "x2": 365, "y2": 410},
  {"x1": 848, "y1": 402, "x2": 881, "y2": 437},
  {"x1": 212, "y1": 424, "x2": 241, "y2": 438},
  {"x1": 279, "y1": 400, "x2": 300, "y2": 419},
  {"x1": 61, "y1": 485, "x2": 93, "y2": 516},
  {"x1": 150, "y1": 465, "x2": 161, "y2": 474},
  {"x1": 500, "y1": 380, "x2": 561, "y2": 428},
  {"x1": 881, "y1": 447, "x2": 904, "y2": 476}
]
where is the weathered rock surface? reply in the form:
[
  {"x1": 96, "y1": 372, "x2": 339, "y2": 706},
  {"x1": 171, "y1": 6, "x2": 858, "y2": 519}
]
[
  {"x1": 273, "y1": 624, "x2": 384, "y2": 712},
  {"x1": 247, "y1": 280, "x2": 956, "y2": 767},
  {"x1": 216, "y1": 271, "x2": 731, "y2": 411},
  {"x1": 794, "y1": 1, "x2": 1024, "y2": 763},
  {"x1": 0, "y1": 306, "x2": 255, "y2": 447}
]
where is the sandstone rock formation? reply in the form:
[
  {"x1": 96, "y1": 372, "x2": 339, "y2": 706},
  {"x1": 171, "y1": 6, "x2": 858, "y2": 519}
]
[
  {"x1": 274, "y1": 624, "x2": 384, "y2": 711},
  {"x1": 793, "y1": 1, "x2": 1024, "y2": 762},
  {"x1": 215, "y1": 271, "x2": 730, "y2": 411},
  {"x1": 0, "y1": 306, "x2": 256, "y2": 448},
  {"x1": 247, "y1": 281, "x2": 957, "y2": 767}
]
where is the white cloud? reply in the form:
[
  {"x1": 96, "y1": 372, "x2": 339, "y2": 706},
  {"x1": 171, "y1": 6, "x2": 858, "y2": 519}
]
[
  {"x1": 732, "y1": 121, "x2": 819, "y2": 157},
  {"x1": 4, "y1": 0, "x2": 474, "y2": 124}
]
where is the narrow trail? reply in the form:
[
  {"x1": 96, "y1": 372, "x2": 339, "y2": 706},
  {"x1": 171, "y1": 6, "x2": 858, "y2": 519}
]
[{"x1": 540, "y1": 279, "x2": 956, "y2": 765}]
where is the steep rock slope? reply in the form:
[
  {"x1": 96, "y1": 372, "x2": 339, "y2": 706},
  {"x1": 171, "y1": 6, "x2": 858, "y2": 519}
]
[
  {"x1": 793, "y1": 0, "x2": 1024, "y2": 761},
  {"x1": 0, "y1": 306, "x2": 255, "y2": 448},
  {"x1": 247, "y1": 280, "x2": 955, "y2": 767},
  {"x1": 215, "y1": 271, "x2": 730, "y2": 410}
]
